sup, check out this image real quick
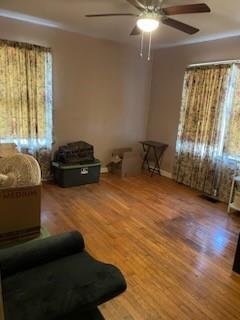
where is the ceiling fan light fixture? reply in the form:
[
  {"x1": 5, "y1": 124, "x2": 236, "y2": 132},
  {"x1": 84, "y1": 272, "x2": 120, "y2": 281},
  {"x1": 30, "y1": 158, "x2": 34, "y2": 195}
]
[{"x1": 137, "y1": 13, "x2": 160, "y2": 33}]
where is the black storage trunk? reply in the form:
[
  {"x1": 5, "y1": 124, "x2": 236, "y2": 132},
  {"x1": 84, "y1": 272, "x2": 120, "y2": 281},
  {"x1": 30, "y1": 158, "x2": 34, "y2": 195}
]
[
  {"x1": 55, "y1": 141, "x2": 94, "y2": 165},
  {"x1": 52, "y1": 160, "x2": 101, "y2": 188}
]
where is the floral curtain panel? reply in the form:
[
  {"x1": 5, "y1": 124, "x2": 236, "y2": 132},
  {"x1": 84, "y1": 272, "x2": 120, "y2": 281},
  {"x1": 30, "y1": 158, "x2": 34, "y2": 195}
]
[
  {"x1": 174, "y1": 63, "x2": 240, "y2": 202},
  {"x1": 0, "y1": 40, "x2": 53, "y2": 179},
  {"x1": 224, "y1": 64, "x2": 240, "y2": 156}
]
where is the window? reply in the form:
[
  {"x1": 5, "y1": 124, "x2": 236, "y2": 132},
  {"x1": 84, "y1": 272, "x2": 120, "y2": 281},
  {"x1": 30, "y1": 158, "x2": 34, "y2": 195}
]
[
  {"x1": 175, "y1": 61, "x2": 240, "y2": 202},
  {"x1": 223, "y1": 64, "x2": 240, "y2": 158},
  {"x1": 0, "y1": 40, "x2": 53, "y2": 152}
]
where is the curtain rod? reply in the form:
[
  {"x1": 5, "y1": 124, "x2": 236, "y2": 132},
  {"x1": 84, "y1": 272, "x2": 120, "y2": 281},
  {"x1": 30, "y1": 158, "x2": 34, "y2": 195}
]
[{"x1": 188, "y1": 60, "x2": 240, "y2": 68}]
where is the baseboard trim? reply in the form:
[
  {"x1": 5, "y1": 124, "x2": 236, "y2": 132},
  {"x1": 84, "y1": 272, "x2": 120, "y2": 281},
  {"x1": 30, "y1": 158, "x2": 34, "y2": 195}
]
[
  {"x1": 160, "y1": 170, "x2": 173, "y2": 179},
  {"x1": 100, "y1": 166, "x2": 172, "y2": 178}
]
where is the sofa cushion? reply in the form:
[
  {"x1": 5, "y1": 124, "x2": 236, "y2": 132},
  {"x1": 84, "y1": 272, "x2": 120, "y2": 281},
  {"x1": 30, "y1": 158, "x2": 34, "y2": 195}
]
[{"x1": 2, "y1": 251, "x2": 126, "y2": 320}]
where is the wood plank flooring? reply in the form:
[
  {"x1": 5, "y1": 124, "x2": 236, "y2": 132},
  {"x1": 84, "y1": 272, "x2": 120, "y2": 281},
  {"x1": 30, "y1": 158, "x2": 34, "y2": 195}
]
[{"x1": 42, "y1": 174, "x2": 240, "y2": 320}]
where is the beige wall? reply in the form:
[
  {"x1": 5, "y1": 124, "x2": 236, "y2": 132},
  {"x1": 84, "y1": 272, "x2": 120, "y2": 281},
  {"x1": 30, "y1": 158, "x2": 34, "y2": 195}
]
[
  {"x1": 0, "y1": 17, "x2": 152, "y2": 165},
  {"x1": 3, "y1": 15, "x2": 240, "y2": 172},
  {"x1": 148, "y1": 36, "x2": 240, "y2": 174}
]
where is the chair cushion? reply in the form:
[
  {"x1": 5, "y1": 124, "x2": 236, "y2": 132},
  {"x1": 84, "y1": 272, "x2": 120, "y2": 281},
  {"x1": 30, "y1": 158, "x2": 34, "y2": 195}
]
[{"x1": 2, "y1": 251, "x2": 126, "y2": 320}]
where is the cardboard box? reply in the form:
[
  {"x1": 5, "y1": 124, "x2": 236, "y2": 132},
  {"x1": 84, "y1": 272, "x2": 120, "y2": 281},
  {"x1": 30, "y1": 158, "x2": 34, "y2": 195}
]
[
  {"x1": 0, "y1": 185, "x2": 41, "y2": 241},
  {"x1": 107, "y1": 148, "x2": 142, "y2": 178}
]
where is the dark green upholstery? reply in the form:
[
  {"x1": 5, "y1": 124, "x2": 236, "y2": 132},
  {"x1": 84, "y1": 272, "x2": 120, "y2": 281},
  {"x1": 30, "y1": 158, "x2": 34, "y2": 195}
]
[
  {"x1": 0, "y1": 231, "x2": 126, "y2": 320},
  {"x1": 0, "y1": 232, "x2": 85, "y2": 278},
  {"x1": 62, "y1": 308, "x2": 104, "y2": 320}
]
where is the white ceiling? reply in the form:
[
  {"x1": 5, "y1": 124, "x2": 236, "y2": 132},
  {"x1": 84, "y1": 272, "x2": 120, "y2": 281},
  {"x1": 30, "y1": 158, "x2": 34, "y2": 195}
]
[{"x1": 0, "y1": 0, "x2": 240, "y2": 48}]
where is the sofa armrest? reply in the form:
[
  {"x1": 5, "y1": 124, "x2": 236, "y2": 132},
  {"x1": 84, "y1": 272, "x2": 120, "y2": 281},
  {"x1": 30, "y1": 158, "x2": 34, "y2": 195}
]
[{"x1": 0, "y1": 231, "x2": 85, "y2": 278}]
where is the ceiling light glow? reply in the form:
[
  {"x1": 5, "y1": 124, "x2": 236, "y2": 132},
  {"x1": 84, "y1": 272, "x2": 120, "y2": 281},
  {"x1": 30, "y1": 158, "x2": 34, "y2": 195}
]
[{"x1": 137, "y1": 15, "x2": 159, "y2": 33}]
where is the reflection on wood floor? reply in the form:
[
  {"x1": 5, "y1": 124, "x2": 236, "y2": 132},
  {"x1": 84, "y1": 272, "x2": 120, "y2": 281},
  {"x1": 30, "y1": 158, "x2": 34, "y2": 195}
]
[{"x1": 42, "y1": 173, "x2": 240, "y2": 320}]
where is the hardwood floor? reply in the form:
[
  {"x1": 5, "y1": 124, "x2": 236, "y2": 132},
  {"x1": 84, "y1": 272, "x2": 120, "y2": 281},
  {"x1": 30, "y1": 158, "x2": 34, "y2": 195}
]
[{"x1": 42, "y1": 173, "x2": 240, "y2": 320}]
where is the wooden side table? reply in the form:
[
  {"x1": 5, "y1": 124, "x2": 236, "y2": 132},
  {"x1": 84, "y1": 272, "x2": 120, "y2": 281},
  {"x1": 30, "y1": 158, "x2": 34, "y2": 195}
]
[{"x1": 228, "y1": 175, "x2": 240, "y2": 213}]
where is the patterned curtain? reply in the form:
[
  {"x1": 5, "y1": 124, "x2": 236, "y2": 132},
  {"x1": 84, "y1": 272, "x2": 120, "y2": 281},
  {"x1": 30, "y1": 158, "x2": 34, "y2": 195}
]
[
  {"x1": 224, "y1": 64, "x2": 240, "y2": 156},
  {"x1": 0, "y1": 40, "x2": 53, "y2": 179},
  {"x1": 173, "y1": 64, "x2": 237, "y2": 202}
]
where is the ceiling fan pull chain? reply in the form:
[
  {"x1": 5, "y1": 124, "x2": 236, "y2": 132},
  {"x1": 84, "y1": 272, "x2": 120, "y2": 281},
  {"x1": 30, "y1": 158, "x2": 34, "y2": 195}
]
[
  {"x1": 140, "y1": 31, "x2": 144, "y2": 57},
  {"x1": 148, "y1": 31, "x2": 152, "y2": 61}
]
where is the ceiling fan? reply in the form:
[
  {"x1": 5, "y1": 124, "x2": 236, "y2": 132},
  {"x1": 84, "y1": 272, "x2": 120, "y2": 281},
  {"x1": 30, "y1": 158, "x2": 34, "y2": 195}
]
[{"x1": 85, "y1": 0, "x2": 211, "y2": 36}]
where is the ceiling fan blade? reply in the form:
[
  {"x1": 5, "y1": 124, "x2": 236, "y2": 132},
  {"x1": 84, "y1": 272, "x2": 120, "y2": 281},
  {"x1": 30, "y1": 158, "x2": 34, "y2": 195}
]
[
  {"x1": 126, "y1": 0, "x2": 145, "y2": 11},
  {"x1": 86, "y1": 13, "x2": 137, "y2": 17},
  {"x1": 130, "y1": 25, "x2": 141, "y2": 36},
  {"x1": 162, "y1": 3, "x2": 211, "y2": 16},
  {"x1": 162, "y1": 18, "x2": 199, "y2": 34}
]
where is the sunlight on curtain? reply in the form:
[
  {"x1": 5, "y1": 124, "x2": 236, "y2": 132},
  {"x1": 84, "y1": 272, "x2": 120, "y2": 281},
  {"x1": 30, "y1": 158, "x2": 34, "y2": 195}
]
[
  {"x1": 0, "y1": 40, "x2": 53, "y2": 179},
  {"x1": 174, "y1": 63, "x2": 240, "y2": 202},
  {"x1": 224, "y1": 64, "x2": 240, "y2": 157}
]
